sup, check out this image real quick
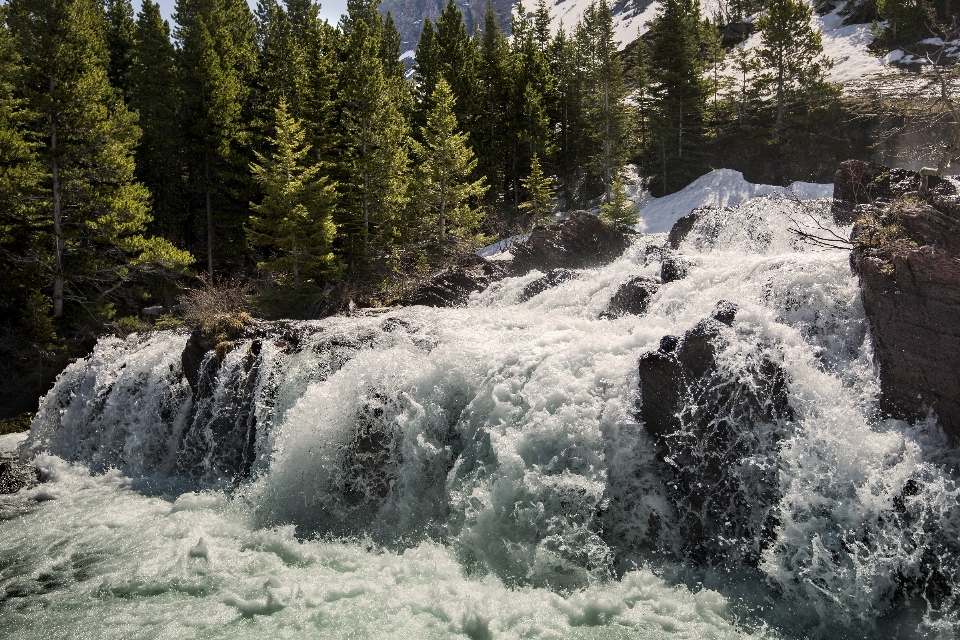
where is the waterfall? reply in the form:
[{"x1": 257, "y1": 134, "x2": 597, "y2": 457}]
[{"x1": 5, "y1": 194, "x2": 960, "y2": 639}]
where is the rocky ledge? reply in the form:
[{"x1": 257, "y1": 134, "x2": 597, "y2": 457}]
[{"x1": 838, "y1": 160, "x2": 960, "y2": 439}]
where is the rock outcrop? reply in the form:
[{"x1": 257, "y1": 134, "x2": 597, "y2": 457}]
[
  {"x1": 636, "y1": 302, "x2": 795, "y2": 566},
  {"x1": 844, "y1": 161, "x2": 960, "y2": 438},
  {"x1": 402, "y1": 254, "x2": 507, "y2": 307},
  {"x1": 509, "y1": 211, "x2": 633, "y2": 276},
  {"x1": 832, "y1": 159, "x2": 950, "y2": 225},
  {"x1": 402, "y1": 212, "x2": 633, "y2": 308}
]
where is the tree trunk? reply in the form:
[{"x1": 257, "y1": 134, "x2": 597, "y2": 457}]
[
  {"x1": 439, "y1": 179, "x2": 447, "y2": 241},
  {"x1": 205, "y1": 154, "x2": 213, "y2": 277},
  {"x1": 50, "y1": 73, "x2": 63, "y2": 318}
]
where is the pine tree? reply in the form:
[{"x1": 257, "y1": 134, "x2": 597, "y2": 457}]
[
  {"x1": 129, "y1": 0, "x2": 185, "y2": 245},
  {"x1": 475, "y1": 2, "x2": 511, "y2": 204},
  {"x1": 0, "y1": 7, "x2": 45, "y2": 325},
  {"x1": 599, "y1": 173, "x2": 638, "y2": 227},
  {"x1": 576, "y1": 0, "x2": 632, "y2": 202},
  {"x1": 645, "y1": 0, "x2": 711, "y2": 195},
  {"x1": 7, "y1": 0, "x2": 192, "y2": 318},
  {"x1": 337, "y1": 16, "x2": 410, "y2": 268},
  {"x1": 248, "y1": 99, "x2": 337, "y2": 284},
  {"x1": 285, "y1": 0, "x2": 338, "y2": 161},
  {"x1": 754, "y1": 0, "x2": 835, "y2": 127},
  {"x1": 432, "y1": 0, "x2": 480, "y2": 131},
  {"x1": 412, "y1": 79, "x2": 487, "y2": 249},
  {"x1": 174, "y1": 0, "x2": 258, "y2": 276},
  {"x1": 519, "y1": 153, "x2": 556, "y2": 225},
  {"x1": 105, "y1": 0, "x2": 136, "y2": 100},
  {"x1": 549, "y1": 24, "x2": 586, "y2": 208}
]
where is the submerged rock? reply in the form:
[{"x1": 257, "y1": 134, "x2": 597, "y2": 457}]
[
  {"x1": 636, "y1": 306, "x2": 794, "y2": 566},
  {"x1": 659, "y1": 255, "x2": 691, "y2": 283},
  {"x1": 517, "y1": 268, "x2": 579, "y2": 303},
  {"x1": 847, "y1": 164, "x2": 960, "y2": 439},
  {"x1": 0, "y1": 459, "x2": 40, "y2": 494}
]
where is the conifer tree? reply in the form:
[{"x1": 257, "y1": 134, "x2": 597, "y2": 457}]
[
  {"x1": 475, "y1": 3, "x2": 511, "y2": 203},
  {"x1": 549, "y1": 24, "x2": 585, "y2": 207},
  {"x1": 413, "y1": 18, "x2": 440, "y2": 129},
  {"x1": 286, "y1": 0, "x2": 338, "y2": 161},
  {"x1": 599, "y1": 173, "x2": 638, "y2": 227},
  {"x1": 519, "y1": 153, "x2": 556, "y2": 225},
  {"x1": 337, "y1": 16, "x2": 410, "y2": 267},
  {"x1": 506, "y1": 2, "x2": 553, "y2": 214},
  {"x1": 576, "y1": 0, "x2": 631, "y2": 201},
  {"x1": 248, "y1": 100, "x2": 337, "y2": 284},
  {"x1": 645, "y1": 0, "x2": 711, "y2": 194},
  {"x1": 0, "y1": 8, "x2": 45, "y2": 324},
  {"x1": 105, "y1": 0, "x2": 136, "y2": 100},
  {"x1": 174, "y1": 0, "x2": 258, "y2": 276},
  {"x1": 433, "y1": 0, "x2": 480, "y2": 129},
  {"x1": 7, "y1": 0, "x2": 192, "y2": 318},
  {"x1": 412, "y1": 79, "x2": 487, "y2": 248},
  {"x1": 754, "y1": 0, "x2": 834, "y2": 127},
  {"x1": 129, "y1": 0, "x2": 185, "y2": 245}
]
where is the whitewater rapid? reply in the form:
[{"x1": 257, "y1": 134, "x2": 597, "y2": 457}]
[{"x1": 3, "y1": 195, "x2": 959, "y2": 639}]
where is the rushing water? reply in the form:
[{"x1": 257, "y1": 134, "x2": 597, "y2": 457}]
[{"x1": 3, "y1": 195, "x2": 960, "y2": 639}]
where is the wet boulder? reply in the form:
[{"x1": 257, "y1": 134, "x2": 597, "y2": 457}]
[
  {"x1": 601, "y1": 276, "x2": 660, "y2": 318},
  {"x1": 847, "y1": 165, "x2": 960, "y2": 439},
  {"x1": 667, "y1": 209, "x2": 704, "y2": 249},
  {"x1": 517, "y1": 268, "x2": 579, "y2": 303},
  {"x1": 660, "y1": 255, "x2": 691, "y2": 283},
  {"x1": 0, "y1": 459, "x2": 40, "y2": 494},
  {"x1": 636, "y1": 302, "x2": 794, "y2": 566},
  {"x1": 509, "y1": 211, "x2": 633, "y2": 275}
]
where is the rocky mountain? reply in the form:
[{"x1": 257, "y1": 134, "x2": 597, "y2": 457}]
[{"x1": 378, "y1": 0, "x2": 657, "y2": 53}]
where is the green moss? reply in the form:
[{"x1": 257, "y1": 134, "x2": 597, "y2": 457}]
[{"x1": 0, "y1": 412, "x2": 34, "y2": 435}]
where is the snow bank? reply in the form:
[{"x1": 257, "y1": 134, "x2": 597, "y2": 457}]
[{"x1": 637, "y1": 169, "x2": 833, "y2": 234}]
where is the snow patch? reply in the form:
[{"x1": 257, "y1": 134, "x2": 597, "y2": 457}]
[{"x1": 637, "y1": 169, "x2": 832, "y2": 234}]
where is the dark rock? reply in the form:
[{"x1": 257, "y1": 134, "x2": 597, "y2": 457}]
[
  {"x1": 176, "y1": 341, "x2": 262, "y2": 483},
  {"x1": 636, "y1": 314, "x2": 794, "y2": 566},
  {"x1": 712, "y1": 300, "x2": 738, "y2": 326},
  {"x1": 601, "y1": 276, "x2": 660, "y2": 318},
  {"x1": 509, "y1": 211, "x2": 632, "y2": 276},
  {"x1": 718, "y1": 20, "x2": 753, "y2": 47},
  {"x1": 668, "y1": 209, "x2": 704, "y2": 249},
  {"x1": 831, "y1": 159, "x2": 948, "y2": 225},
  {"x1": 181, "y1": 330, "x2": 208, "y2": 396},
  {"x1": 848, "y1": 168, "x2": 960, "y2": 439},
  {"x1": 518, "y1": 268, "x2": 579, "y2": 303},
  {"x1": 0, "y1": 460, "x2": 40, "y2": 494},
  {"x1": 660, "y1": 255, "x2": 691, "y2": 283},
  {"x1": 402, "y1": 254, "x2": 509, "y2": 308}
]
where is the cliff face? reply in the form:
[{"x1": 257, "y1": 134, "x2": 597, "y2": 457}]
[
  {"x1": 838, "y1": 160, "x2": 960, "y2": 439},
  {"x1": 378, "y1": 0, "x2": 514, "y2": 51}
]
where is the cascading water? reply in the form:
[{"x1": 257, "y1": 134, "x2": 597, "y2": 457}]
[{"x1": 3, "y1": 194, "x2": 959, "y2": 639}]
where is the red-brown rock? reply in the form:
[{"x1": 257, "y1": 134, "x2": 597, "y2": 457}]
[{"x1": 848, "y1": 165, "x2": 960, "y2": 438}]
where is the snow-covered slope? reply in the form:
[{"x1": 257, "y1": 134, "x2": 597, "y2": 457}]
[{"x1": 636, "y1": 169, "x2": 833, "y2": 233}]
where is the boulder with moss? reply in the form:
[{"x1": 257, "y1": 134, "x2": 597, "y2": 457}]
[{"x1": 845, "y1": 161, "x2": 960, "y2": 438}]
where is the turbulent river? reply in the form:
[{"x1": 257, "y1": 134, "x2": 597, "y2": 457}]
[{"x1": 3, "y1": 195, "x2": 959, "y2": 639}]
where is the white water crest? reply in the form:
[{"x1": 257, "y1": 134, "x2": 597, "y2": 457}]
[{"x1": 4, "y1": 194, "x2": 960, "y2": 639}]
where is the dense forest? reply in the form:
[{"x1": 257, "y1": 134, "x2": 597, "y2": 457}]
[{"x1": 0, "y1": 0, "x2": 954, "y2": 420}]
